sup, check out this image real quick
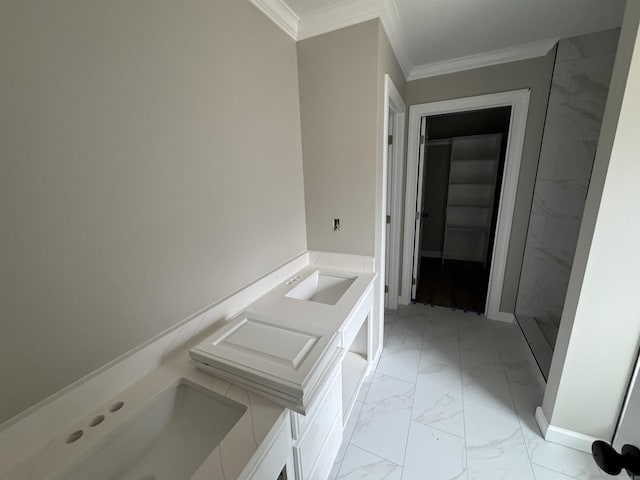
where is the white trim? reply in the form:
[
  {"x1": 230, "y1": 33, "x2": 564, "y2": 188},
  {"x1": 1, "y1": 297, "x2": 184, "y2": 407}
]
[
  {"x1": 535, "y1": 406, "x2": 550, "y2": 437},
  {"x1": 256, "y1": 0, "x2": 411, "y2": 78},
  {"x1": 301, "y1": 0, "x2": 412, "y2": 77},
  {"x1": 399, "y1": 90, "x2": 531, "y2": 324},
  {"x1": 297, "y1": 0, "x2": 380, "y2": 39},
  {"x1": 248, "y1": 0, "x2": 299, "y2": 40},
  {"x1": 535, "y1": 407, "x2": 599, "y2": 454},
  {"x1": 408, "y1": 38, "x2": 558, "y2": 81},
  {"x1": 370, "y1": 344, "x2": 383, "y2": 371},
  {"x1": 400, "y1": 108, "x2": 421, "y2": 305},
  {"x1": 378, "y1": 0, "x2": 411, "y2": 78},
  {"x1": 489, "y1": 311, "x2": 515, "y2": 323},
  {"x1": 411, "y1": 117, "x2": 428, "y2": 299},
  {"x1": 383, "y1": 75, "x2": 406, "y2": 311},
  {"x1": 248, "y1": 2, "x2": 557, "y2": 82},
  {"x1": 613, "y1": 348, "x2": 640, "y2": 449}
]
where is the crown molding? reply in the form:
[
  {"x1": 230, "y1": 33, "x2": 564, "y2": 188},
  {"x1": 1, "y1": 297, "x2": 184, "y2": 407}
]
[
  {"x1": 250, "y1": 0, "x2": 412, "y2": 79},
  {"x1": 296, "y1": 0, "x2": 411, "y2": 78},
  {"x1": 297, "y1": 0, "x2": 383, "y2": 40},
  {"x1": 408, "y1": 38, "x2": 559, "y2": 81},
  {"x1": 249, "y1": 0, "x2": 299, "y2": 40},
  {"x1": 379, "y1": 0, "x2": 411, "y2": 78}
]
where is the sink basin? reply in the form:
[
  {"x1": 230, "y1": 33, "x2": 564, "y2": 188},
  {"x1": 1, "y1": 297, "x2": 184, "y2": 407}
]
[
  {"x1": 58, "y1": 379, "x2": 246, "y2": 480},
  {"x1": 286, "y1": 271, "x2": 356, "y2": 305}
]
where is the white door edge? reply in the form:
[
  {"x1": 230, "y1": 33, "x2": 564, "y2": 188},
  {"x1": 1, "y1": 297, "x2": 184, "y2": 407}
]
[{"x1": 381, "y1": 75, "x2": 406, "y2": 312}]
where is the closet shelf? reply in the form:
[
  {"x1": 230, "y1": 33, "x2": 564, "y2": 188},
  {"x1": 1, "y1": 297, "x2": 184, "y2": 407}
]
[
  {"x1": 445, "y1": 225, "x2": 490, "y2": 232},
  {"x1": 449, "y1": 181, "x2": 495, "y2": 186},
  {"x1": 442, "y1": 133, "x2": 502, "y2": 265},
  {"x1": 451, "y1": 158, "x2": 500, "y2": 163},
  {"x1": 447, "y1": 204, "x2": 492, "y2": 209}
]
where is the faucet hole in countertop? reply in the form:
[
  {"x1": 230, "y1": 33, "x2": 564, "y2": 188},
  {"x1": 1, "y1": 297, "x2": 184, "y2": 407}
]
[
  {"x1": 89, "y1": 415, "x2": 105, "y2": 427},
  {"x1": 66, "y1": 430, "x2": 83, "y2": 444}
]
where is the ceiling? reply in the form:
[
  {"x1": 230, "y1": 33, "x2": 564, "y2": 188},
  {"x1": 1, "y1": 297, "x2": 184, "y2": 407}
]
[{"x1": 278, "y1": 0, "x2": 626, "y2": 71}]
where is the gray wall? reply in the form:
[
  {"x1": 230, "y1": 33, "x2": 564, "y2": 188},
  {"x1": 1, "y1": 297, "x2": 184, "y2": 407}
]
[
  {"x1": 516, "y1": 29, "x2": 619, "y2": 347},
  {"x1": 0, "y1": 0, "x2": 307, "y2": 424},
  {"x1": 298, "y1": 20, "x2": 405, "y2": 257},
  {"x1": 298, "y1": 20, "x2": 405, "y2": 362},
  {"x1": 298, "y1": 21, "x2": 379, "y2": 256},
  {"x1": 405, "y1": 52, "x2": 556, "y2": 312}
]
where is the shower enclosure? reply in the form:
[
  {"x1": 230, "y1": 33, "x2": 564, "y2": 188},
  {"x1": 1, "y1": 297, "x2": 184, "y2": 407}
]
[{"x1": 515, "y1": 29, "x2": 620, "y2": 378}]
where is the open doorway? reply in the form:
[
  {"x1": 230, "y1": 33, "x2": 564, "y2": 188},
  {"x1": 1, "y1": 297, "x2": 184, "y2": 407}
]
[
  {"x1": 400, "y1": 90, "x2": 531, "y2": 321},
  {"x1": 415, "y1": 108, "x2": 510, "y2": 311}
]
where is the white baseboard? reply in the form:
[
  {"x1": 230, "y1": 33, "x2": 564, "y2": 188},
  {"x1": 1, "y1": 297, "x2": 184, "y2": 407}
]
[
  {"x1": 535, "y1": 407, "x2": 598, "y2": 453},
  {"x1": 398, "y1": 295, "x2": 410, "y2": 306},
  {"x1": 488, "y1": 311, "x2": 515, "y2": 323},
  {"x1": 370, "y1": 344, "x2": 383, "y2": 373},
  {"x1": 535, "y1": 406, "x2": 550, "y2": 436}
]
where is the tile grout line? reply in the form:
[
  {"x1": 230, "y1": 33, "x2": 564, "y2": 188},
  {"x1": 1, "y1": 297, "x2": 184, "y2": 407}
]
[
  {"x1": 491, "y1": 321, "x2": 539, "y2": 479},
  {"x1": 336, "y1": 308, "x2": 408, "y2": 478},
  {"x1": 349, "y1": 443, "x2": 404, "y2": 470},
  {"x1": 415, "y1": 420, "x2": 467, "y2": 440},
  {"x1": 332, "y1": 312, "x2": 381, "y2": 480},
  {"x1": 332, "y1": 321, "x2": 380, "y2": 479},
  {"x1": 398, "y1": 307, "x2": 427, "y2": 478},
  {"x1": 414, "y1": 308, "x2": 468, "y2": 443},
  {"x1": 457, "y1": 314, "x2": 471, "y2": 478}
]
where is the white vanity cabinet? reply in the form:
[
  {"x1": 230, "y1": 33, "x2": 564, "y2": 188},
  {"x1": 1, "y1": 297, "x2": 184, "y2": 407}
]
[
  {"x1": 290, "y1": 368, "x2": 343, "y2": 480},
  {"x1": 289, "y1": 286, "x2": 375, "y2": 480},
  {"x1": 190, "y1": 265, "x2": 377, "y2": 480}
]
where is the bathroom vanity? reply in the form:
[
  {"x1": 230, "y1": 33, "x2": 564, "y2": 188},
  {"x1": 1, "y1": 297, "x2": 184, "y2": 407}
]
[
  {"x1": 0, "y1": 252, "x2": 377, "y2": 480},
  {"x1": 190, "y1": 266, "x2": 376, "y2": 480}
]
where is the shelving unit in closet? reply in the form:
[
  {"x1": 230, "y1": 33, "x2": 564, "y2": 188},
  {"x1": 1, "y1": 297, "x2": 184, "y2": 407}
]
[{"x1": 442, "y1": 134, "x2": 502, "y2": 266}]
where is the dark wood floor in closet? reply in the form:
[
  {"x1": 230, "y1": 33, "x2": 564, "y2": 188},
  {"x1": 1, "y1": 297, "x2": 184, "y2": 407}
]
[{"x1": 414, "y1": 257, "x2": 490, "y2": 313}]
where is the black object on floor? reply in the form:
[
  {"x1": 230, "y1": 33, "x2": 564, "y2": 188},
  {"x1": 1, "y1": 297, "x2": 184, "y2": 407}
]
[
  {"x1": 414, "y1": 257, "x2": 490, "y2": 313},
  {"x1": 592, "y1": 440, "x2": 640, "y2": 478}
]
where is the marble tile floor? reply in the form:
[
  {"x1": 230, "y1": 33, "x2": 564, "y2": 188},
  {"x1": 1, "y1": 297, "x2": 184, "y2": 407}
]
[{"x1": 328, "y1": 304, "x2": 610, "y2": 480}]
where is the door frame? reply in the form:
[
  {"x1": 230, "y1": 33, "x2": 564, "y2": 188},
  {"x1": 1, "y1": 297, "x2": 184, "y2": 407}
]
[
  {"x1": 382, "y1": 75, "x2": 406, "y2": 311},
  {"x1": 399, "y1": 89, "x2": 531, "y2": 321},
  {"x1": 410, "y1": 117, "x2": 427, "y2": 300}
]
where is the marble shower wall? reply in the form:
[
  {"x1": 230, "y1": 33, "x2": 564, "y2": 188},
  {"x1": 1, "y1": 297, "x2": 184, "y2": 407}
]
[{"x1": 516, "y1": 29, "x2": 620, "y2": 347}]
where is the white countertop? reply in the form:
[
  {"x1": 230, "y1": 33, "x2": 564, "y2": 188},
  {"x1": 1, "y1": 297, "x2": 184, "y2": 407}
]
[
  {"x1": 1, "y1": 261, "x2": 376, "y2": 480},
  {"x1": 1, "y1": 344, "x2": 285, "y2": 480},
  {"x1": 190, "y1": 265, "x2": 376, "y2": 415},
  {"x1": 247, "y1": 266, "x2": 376, "y2": 334}
]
